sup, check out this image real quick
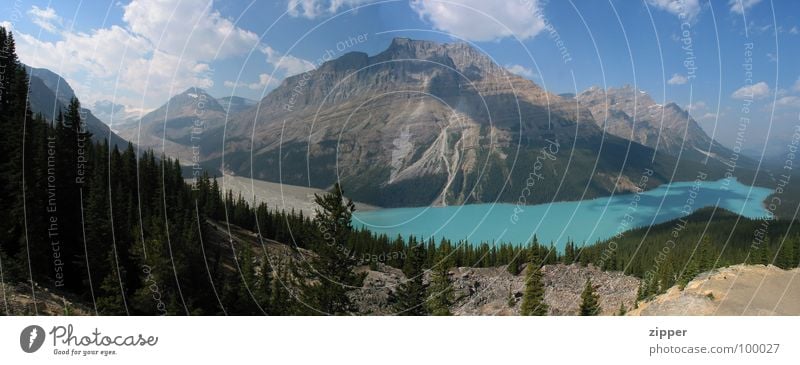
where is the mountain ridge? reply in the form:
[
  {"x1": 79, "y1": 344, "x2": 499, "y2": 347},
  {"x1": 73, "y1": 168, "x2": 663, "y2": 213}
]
[
  {"x1": 213, "y1": 38, "x2": 727, "y2": 207},
  {"x1": 577, "y1": 85, "x2": 746, "y2": 166},
  {"x1": 118, "y1": 38, "x2": 743, "y2": 207}
]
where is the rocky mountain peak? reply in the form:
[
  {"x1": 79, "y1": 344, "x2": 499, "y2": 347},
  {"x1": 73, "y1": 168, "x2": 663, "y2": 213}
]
[
  {"x1": 373, "y1": 37, "x2": 504, "y2": 77},
  {"x1": 581, "y1": 85, "x2": 659, "y2": 109},
  {"x1": 575, "y1": 84, "x2": 740, "y2": 163},
  {"x1": 166, "y1": 87, "x2": 224, "y2": 111}
]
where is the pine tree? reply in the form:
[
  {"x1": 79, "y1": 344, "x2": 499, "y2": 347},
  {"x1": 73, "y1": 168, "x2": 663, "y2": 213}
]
[
  {"x1": 96, "y1": 251, "x2": 127, "y2": 315},
  {"x1": 519, "y1": 248, "x2": 547, "y2": 316},
  {"x1": 270, "y1": 259, "x2": 297, "y2": 315},
  {"x1": 617, "y1": 303, "x2": 627, "y2": 316},
  {"x1": 296, "y1": 183, "x2": 365, "y2": 315},
  {"x1": 563, "y1": 240, "x2": 576, "y2": 264},
  {"x1": 636, "y1": 281, "x2": 645, "y2": 302},
  {"x1": 256, "y1": 255, "x2": 273, "y2": 313},
  {"x1": 426, "y1": 246, "x2": 454, "y2": 316},
  {"x1": 231, "y1": 244, "x2": 260, "y2": 314},
  {"x1": 678, "y1": 252, "x2": 699, "y2": 290},
  {"x1": 506, "y1": 249, "x2": 522, "y2": 275},
  {"x1": 697, "y1": 235, "x2": 714, "y2": 272},
  {"x1": 579, "y1": 279, "x2": 600, "y2": 316},
  {"x1": 392, "y1": 244, "x2": 428, "y2": 315}
]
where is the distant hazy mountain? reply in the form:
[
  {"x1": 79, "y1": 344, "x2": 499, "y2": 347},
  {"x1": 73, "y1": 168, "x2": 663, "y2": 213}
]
[
  {"x1": 218, "y1": 96, "x2": 256, "y2": 114},
  {"x1": 208, "y1": 38, "x2": 728, "y2": 207},
  {"x1": 117, "y1": 87, "x2": 227, "y2": 164},
  {"x1": 577, "y1": 86, "x2": 742, "y2": 166},
  {"x1": 25, "y1": 66, "x2": 127, "y2": 148},
  {"x1": 92, "y1": 99, "x2": 140, "y2": 127}
]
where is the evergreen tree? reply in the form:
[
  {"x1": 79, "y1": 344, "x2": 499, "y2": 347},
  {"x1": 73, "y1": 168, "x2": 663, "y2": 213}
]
[
  {"x1": 519, "y1": 248, "x2": 547, "y2": 316},
  {"x1": 426, "y1": 245, "x2": 454, "y2": 316},
  {"x1": 678, "y1": 252, "x2": 699, "y2": 290},
  {"x1": 579, "y1": 279, "x2": 600, "y2": 316},
  {"x1": 270, "y1": 259, "x2": 297, "y2": 315},
  {"x1": 96, "y1": 251, "x2": 127, "y2": 315},
  {"x1": 256, "y1": 255, "x2": 273, "y2": 313},
  {"x1": 617, "y1": 303, "x2": 627, "y2": 316},
  {"x1": 230, "y1": 244, "x2": 261, "y2": 314},
  {"x1": 563, "y1": 240, "x2": 576, "y2": 264},
  {"x1": 506, "y1": 249, "x2": 522, "y2": 275},
  {"x1": 697, "y1": 235, "x2": 714, "y2": 271},
  {"x1": 296, "y1": 183, "x2": 365, "y2": 315},
  {"x1": 391, "y1": 243, "x2": 428, "y2": 315},
  {"x1": 636, "y1": 281, "x2": 645, "y2": 303},
  {"x1": 775, "y1": 236, "x2": 796, "y2": 269}
]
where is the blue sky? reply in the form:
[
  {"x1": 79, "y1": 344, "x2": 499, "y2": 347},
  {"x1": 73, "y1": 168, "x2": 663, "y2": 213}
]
[{"x1": 1, "y1": 0, "x2": 798, "y2": 151}]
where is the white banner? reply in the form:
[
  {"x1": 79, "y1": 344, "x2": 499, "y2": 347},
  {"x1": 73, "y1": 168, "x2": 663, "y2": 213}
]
[{"x1": 0, "y1": 316, "x2": 797, "y2": 364}]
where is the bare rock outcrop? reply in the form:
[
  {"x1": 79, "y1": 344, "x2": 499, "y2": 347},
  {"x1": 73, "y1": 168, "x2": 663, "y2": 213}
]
[
  {"x1": 629, "y1": 264, "x2": 800, "y2": 316},
  {"x1": 351, "y1": 263, "x2": 640, "y2": 315}
]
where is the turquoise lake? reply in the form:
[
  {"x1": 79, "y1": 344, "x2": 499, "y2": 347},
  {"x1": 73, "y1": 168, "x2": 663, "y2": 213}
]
[{"x1": 352, "y1": 179, "x2": 773, "y2": 250}]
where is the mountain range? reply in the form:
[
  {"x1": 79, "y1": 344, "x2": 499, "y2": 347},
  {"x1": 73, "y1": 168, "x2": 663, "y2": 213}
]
[
  {"x1": 112, "y1": 38, "x2": 750, "y2": 207},
  {"x1": 575, "y1": 86, "x2": 743, "y2": 165}
]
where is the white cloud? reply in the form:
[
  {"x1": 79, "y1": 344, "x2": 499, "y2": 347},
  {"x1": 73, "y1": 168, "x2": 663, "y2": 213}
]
[
  {"x1": 505, "y1": 64, "x2": 535, "y2": 79},
  {"x1": 223, "y1": 46, "x2": 314, "y2": 92},
  {"x1": 225, "y1": 73, "x2": 278, "y2": 90},
  {"x1": 790, "y1": 26, "x2": 799, "y2": 35},
  {"x1": 793, "y1": 78, "x2": 800, "y2": 92},
  {"x1": 686, "y1": 101, "x2": 706, "y2": 112},
  {"x1": 410, "y1": 0, "x2": 546, "y2": 41},
  {"x1": 287, "y1": 0, "x2": 377, "y2": 19},
  {"x1": 647, "y1": 0, "x2": 701, "y2": 21},
  {"x1": 731, "y1": 82, "x2": 770, "y2": 100},
  {"x1": 776, "y1": 96, "x2": 800, "y2": 108},
  {"x1": 28, "y1": 6, "x2": 61, "y2": 33},
  {"x1": 698, "y1": 112, "x2": 717, "y2": 121},
  {"x1": 667, "y1": 73, "x2": 688, "y2": 85},
  {"x1": 122, "y1": 0, "x2": 260, "y2": 61},
  {"x1": 729, "y1": 0, "x2": 762, "y2": 14},
  {"x1": 12, "y1": 0, "x2": 262, "y2": 109},
  {"x1": 261, "y1": 46, "x2": 316, "y2": 76}
]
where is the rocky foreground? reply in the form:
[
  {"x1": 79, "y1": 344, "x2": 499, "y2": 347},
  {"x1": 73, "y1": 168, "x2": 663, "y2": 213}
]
[
  {"x1": 353, "y1": 263, "x2": 640, "y2": 315},
  {"x1": 629, "y1": 264, "x2": 800, "y2": 316}
]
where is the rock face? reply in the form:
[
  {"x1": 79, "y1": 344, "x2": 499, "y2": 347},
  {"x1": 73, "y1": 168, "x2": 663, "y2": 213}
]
[
  {"x1": 629, "y1": 264, "x2": 800, "y2": 316},
  {"x1": 577, "y1": 86, "x2": 740, "y2": 165},
  {"x1": 352, "y1": 263, "x2": 640, "y2": 315}
]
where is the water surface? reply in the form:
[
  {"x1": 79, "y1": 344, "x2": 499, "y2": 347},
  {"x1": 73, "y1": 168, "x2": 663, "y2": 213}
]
[{"x1": 352, "y1": 179, "x2": 772, "y2": 249}]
